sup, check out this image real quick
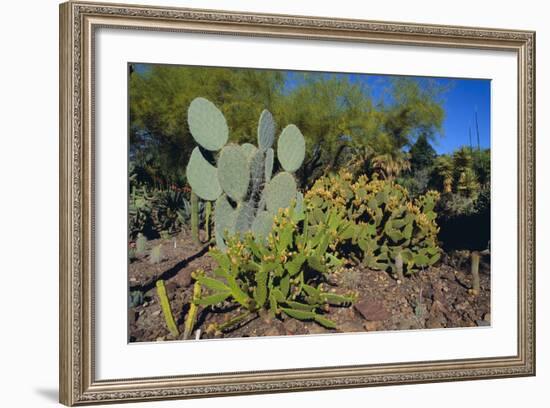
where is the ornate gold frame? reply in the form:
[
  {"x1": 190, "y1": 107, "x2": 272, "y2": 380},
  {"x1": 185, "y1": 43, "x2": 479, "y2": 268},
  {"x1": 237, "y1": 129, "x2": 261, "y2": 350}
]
[{"x1": 59, "y1": 1, "x2": 536, "y2": 405}]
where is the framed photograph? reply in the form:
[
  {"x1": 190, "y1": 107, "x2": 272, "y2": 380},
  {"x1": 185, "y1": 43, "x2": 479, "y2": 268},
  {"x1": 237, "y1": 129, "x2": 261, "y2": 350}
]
[{"x1": 59, "y1": 1, "x2": 536, "y2": 405}]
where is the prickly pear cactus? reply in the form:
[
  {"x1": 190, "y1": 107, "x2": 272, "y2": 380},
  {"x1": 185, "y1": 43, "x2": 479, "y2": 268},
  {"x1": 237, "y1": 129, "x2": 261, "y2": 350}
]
[
  {"x1": 306, "y1": 171, "x2": 441, "y2": 276},
  {"x1": 185, "y1": 97, "x2": 306, "y2": 249},
  {"x1": 187, "y1": 97, "x2": 228, "y2": 151}
]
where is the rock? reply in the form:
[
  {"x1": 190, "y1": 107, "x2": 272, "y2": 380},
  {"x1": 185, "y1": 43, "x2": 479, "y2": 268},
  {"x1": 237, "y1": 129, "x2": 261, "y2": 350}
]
[
  {"x1": 484, "y1": 313, "x2": 491, "y2": 322},
  {"x1": 307, "y1": 323, "x2": 328, "y2": 335},
  {"x1": 165, "y1": 281, "x2": 178, "y2": 299},
  {"x1": 354, "y1": 300, "x2": 390, "y2": 321},
  {"x1": 151, "y1": 310, "x2": 161, "y2": 317},
  {"x1": 263, "y1": 326, "x2": 283, "y2": 337},
  {"x1": 338, "y1": 320, "x2": 365, "y2": 333},
  {"x1": 476, "y1": 319, "x2": 490, "y2": 327},
  {"x1": 283, "y1": 318, "x2": 302, "y2": 335},
  {"x1": 426, "y1": 319, "x2": 444, "y2": 329},
  {"x1": 427, "y1": 300, "x2": 448, "y2": 327},
  {"x1": 365, "y1": 321, "x2": 382, "y2": 331},
  {"x1": 128, "y1": 309, "x2": 137, "y2": 325},
  {"x1": 176, "y1": 269, "x2": 193, "y2": 287},
  {"x1": 397, "y1": 318, "x2": 416, "y2": 330}
]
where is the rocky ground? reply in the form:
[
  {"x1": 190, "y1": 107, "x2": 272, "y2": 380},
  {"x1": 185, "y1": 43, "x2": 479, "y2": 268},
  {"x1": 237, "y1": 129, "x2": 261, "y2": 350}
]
[{"x1": 128, "y1": 230, "x2": 491, "y2": 342}]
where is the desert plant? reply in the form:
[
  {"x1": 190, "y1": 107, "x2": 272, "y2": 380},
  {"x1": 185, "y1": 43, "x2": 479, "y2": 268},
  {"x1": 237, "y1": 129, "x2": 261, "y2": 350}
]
[
  {"x1": 129, "y1": 185, "x2": 155, "y2": 239},
  {"x1": 129, "y1": 290, "x2": 144, "y2": 308},
  {"x1": 156, "y1": 279, "x2": 179, "y2": 337},
  {"x1": 204, "y1": 201, "x2": 212, "y2": 242},
  {"x1": 305, "y1": 171, "x2": 441, "y2": 276},
  {"x1": 185, "y1": 97, "x2": 306, "y2": 250},
  {"x1": 184, "y1": 276, "x2": 202, "y2": 340},
  {"x1": 130, "y1": 185, "x2": 195, "y2": 238},
  {"x1": 135, "y1": 233, "x2": 148, "y2": 255},
  {"x1": 151, "y1": 189, "x2": 190, "y2": 234},
  {"x1": 190, "y1": 191, "x2": 199, "y2": 243},
  {"x1": 149, "y1": 244, "x2": 163, "y2": 264},
  {"x1": 187, "y1": 201, "x2": 356, "y2": 335}
]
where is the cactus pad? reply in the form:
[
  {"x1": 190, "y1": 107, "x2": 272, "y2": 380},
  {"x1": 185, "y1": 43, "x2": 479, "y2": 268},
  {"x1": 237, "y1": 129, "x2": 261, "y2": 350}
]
[
  {"x1": 251, "y1": 211, "x2": 274, "y2": 242},
  {"x1": 277, "y1": 124, "x2": 305, "y2": 172},
  {"x1": 186, "y1": 147, "x2": 222, "y2": 201},
  {"x1": 214, "y1": 194, "x2": 237, "y2": 250},
  {"x1": 264, "y1": 172, "x2": 297, "y2": 214},
  {"x1": 218, "y1": 145, "x2": 250, "y2": 202},
  {"x1": 187, "y1": 97, "x2": 228, "y2": 151},
  {"x1": 235, "y1": 202, "x2": 256, "y2": 233},
  {"x1": 241, "y1": 143, "x2": 258, "y2": 160},
  {"x1": 265, "y1": 148, "x2": 274, "y2": 183},
  {"x1": 258, "y1": 109, "x2": 275, "y2": 150}
]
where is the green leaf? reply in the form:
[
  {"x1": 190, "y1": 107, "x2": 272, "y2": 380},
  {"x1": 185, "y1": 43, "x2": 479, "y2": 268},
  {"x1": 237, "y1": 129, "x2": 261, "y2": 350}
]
[
  {"x1": 307, "y1": 256, "x2": 327, "y2": 273},
  {"x1": 314, "y1": 315, "x2": 336, "y2": 329},
  {"x1": 320, "y1": 292, "x2": 354, "y2": 305},
  {"x1": 226, "y1": 276, "x2": 250, "y2": 308},
  {"x1": 413, "y1": 254, "x2": 430, "y2": 266},
  {"x1": 196, "y1": 291, "x2": 231, "y2": 306},
  {"x1": 281, "y1": 307, "x2": 315, "y2": 321},
  {"x1": 254, "y1": 269, "x2": 268, "y2": 307},
  {"x1": 195, "y1": 276, "x2": 230, "y2": 292},
  {"x1": 302, "y1": 284, "x2": 321, "y2": 298},
  {"x1": 271, "y1": 288, "x2": 285, "y2": 303},
  {"x1": 286, "y1": 254, "x2": 306, "y2": 276},
  {"x1": 280, "y1": 274, "x2": 290, "y2": 298},
  {"x1": 429, "y1": 253, "x2": 441, "y2": 265},
  {"x1": 269, "y1": 293, "x2": 278, "y2": 316},
  {"x1": 284, "y1": 301, "x2": 315, "y2": 311}
]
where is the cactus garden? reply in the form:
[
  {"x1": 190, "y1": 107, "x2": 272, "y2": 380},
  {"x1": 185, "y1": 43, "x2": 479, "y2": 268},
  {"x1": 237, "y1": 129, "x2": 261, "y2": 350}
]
[{"x1": 128, "y1": 64, "x2": 491, "y2": 342}]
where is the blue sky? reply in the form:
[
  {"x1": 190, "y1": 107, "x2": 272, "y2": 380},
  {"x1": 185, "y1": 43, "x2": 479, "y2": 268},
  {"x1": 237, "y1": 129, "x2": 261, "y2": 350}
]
[{"x1": 283, "y1": 71, "x2": 491, "y2": 155}]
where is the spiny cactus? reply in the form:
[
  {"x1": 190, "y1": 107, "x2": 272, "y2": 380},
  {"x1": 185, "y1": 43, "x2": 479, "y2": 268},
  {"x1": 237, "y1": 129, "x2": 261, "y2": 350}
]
[
  {"x1": 187, "y1": 97, "x2": 228, "y2": 151},
  {"x1": 306, "y1": 171, "x2": 441, "y2": 276},
  {"x1": 135, "y1": 233, "x2": 147, "y2": 255},
  {"x1": 149, "y1": 244, "x2": 163, "y2": 264},
  {"x1": 185, "y1": 97, "x2": 306, "y2": 249},
  {"x1": 156, "y1": 279, "x2": 180, "y2": 337},
  {"x1": 188, "y1": 201, "x2": 356, "y2": 335}
]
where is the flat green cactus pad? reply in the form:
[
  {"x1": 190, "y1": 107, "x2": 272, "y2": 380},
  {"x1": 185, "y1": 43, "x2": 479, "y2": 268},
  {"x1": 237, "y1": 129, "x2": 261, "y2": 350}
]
[
  {"x1": 277, "y1": 124, "x2": 305, "y2": 172},
  {"x1": 265, "y1": 148, "x2": 274, "y2": 183},
  {"x1": 241, "y1": 143, "x2": 258, "y2": 160},
  {"x1": 218, "y1": 145, "x2": 250, "y2": 202},
  {"x1": 264, "y1": 171, "x2": 298, "y2": 214},
  {"x1": 258, "y1": 109, "x2": 275, "y2": 150},
  {"x1": 186, "y1": 147, "x2": 222, "y2": 201},
  {"x1": 235, "y1": 202, "x2": 256, "y2": 233},
  {"x1": 251, "y1": 210, "x2": 275, "y2": 242},
  {"x1": 187, "y1": 97, "x2": 228, "y2": 151},
  {"x1": 214, "y1": 194, "x2": 237, "y2": 250}
]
